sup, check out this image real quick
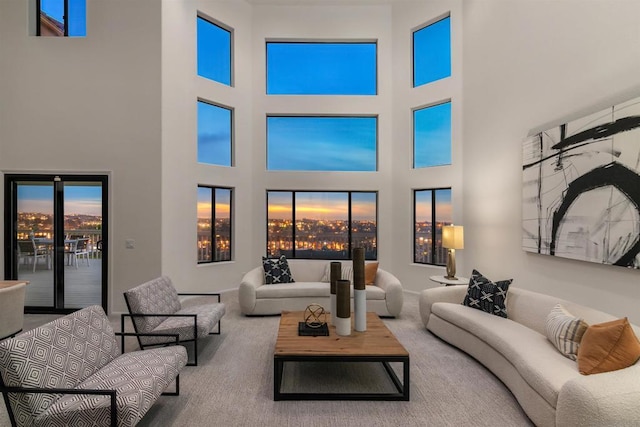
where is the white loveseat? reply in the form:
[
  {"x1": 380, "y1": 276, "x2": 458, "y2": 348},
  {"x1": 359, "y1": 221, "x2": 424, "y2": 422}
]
[
  {"x1": 239, "y1": 259, "x2": 403, "y2": 317},
  {"x1": 419, "y1": 285, "x2": 640, "y2": 427}
]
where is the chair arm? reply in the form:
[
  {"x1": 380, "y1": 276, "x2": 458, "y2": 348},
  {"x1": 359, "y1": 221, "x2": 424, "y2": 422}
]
[
  {"x1": 178, "y1": 292, "x2": 221, "y2": 302},
  {"x1": 115, "y1": 330, "x2": 180, "y2": 353},
  {"x1": 121, "y1": 313, "x2": 197, "y2": 345},
  {"x1": 239, "y1": 267, "x2": 264, "y2": 314},
  {"x1": 419, "y1": 285, "x2": 468, "y2": 328},
  {"x1": 374, "y1": 269, "x2": 403, "y2": 317},
  {"x1": 0, "y1": 386, "x2": 117, "y2": 427},
  {"x1": 556, "y1": 363, "x2": 640, "y2": 427}
]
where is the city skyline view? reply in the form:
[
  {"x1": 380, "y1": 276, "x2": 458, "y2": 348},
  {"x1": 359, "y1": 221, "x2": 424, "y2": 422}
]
[{"x1": 17, "y1": 184, "x2": 103, "y2": 217}]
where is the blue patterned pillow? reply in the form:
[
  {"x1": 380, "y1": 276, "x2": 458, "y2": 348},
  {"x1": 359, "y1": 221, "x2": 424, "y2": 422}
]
[
  {"x1": 462, "y1": 269, "x2": 512, "y2": 318},
  {"x1": 262, "y1": 255, "x2": 295, "y2": 284}
]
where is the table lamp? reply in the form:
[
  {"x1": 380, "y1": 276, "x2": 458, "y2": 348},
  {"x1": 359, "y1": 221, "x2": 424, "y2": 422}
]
[{"x1": 442, "y1": 225, "x2": 464, "y2": 279}]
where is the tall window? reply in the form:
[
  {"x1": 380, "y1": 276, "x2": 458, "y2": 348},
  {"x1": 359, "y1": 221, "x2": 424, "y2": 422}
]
[
  {"x1": 266, "y1": 42, "x2": 377, "y2": 95},
  {"x1": 197, "y1": 16, "x2": 232, "y2": 86},
  {"x1": 198, "y1": 100, "x2": 232, "y2": 166},
  {"x1": 267, "y1": 191, "x2": 377, "y2": 260},
  {"x1": 414, "y1": 188, "x2": 452, "y2": 265},
  {"x1": 267, "y1": 116, "x2": 377, "y2": 171},
  {"x1": 198, "y1": 186, "x2": 232, "y2": 263},
  {"x1": 413, "y1": 15, "x2": 451, "y2": 87},
  {"x1": 37, "y1": 0, "x2": 86, "y2": 37},
  {"x1": 414, "y1": 101, "x2": 451, "y2": 168}
]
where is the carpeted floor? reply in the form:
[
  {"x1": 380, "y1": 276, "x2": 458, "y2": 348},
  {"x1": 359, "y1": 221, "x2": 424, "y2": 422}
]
[{"x1": 1, "y1": 292, "x2": 533, "y2": 427}]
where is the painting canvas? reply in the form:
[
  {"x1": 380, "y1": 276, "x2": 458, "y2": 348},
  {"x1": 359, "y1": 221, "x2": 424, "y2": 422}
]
[{"x1": 522, "y1": 96, "x2": 640, "y2": 269}]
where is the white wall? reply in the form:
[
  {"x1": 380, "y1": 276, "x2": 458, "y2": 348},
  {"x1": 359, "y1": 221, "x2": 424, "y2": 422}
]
[
  {"x1": 0, "y1": 0, "x2": 163, "y2": 314},
  {"x1": 391, "y1": 0, "x2": 464, "y2": 292},
  {"x1": 161, "y1": 1, "x2": 254, "y2": 292},
  {"x1": 462, "y1": 0, "x2": 640, "y2": 324},
  {"x1": 250, "y1": 4, "x2": 396, "y2": 271}
]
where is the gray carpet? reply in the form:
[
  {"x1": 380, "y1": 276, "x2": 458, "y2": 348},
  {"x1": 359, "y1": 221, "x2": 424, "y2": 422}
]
[{"x1": 1, "y1": 292, "x2": 533, "y2": 427}]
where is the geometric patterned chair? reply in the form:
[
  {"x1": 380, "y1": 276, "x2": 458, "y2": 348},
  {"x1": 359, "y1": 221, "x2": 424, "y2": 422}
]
[
  {"x1": 123, "y1": 276, "x2": 226, "y2": 366},
  {"x1": 0, "y1": 305, "x2": 187, "y2": 427}
]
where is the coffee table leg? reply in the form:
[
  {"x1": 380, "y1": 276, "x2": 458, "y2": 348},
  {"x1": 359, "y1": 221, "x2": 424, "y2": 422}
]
[{"x1": 274, "y1": 358, "x2": 283, "y2": 401}]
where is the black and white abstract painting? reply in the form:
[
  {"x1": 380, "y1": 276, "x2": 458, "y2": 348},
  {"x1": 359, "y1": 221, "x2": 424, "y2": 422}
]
[{"x1": 522, "y1": 96, "x2": 640, "y2": 269}]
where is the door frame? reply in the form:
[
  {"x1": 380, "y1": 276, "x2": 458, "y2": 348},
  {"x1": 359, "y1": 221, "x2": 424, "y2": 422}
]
[{"x1": 4, "y1": 174, "x2": 108, "y2": 314}]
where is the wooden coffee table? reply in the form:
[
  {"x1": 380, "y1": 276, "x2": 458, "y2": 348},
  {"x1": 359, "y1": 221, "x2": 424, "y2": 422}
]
[{"x1": 274, "y1": 311, "x2": 409, "y2": 401}]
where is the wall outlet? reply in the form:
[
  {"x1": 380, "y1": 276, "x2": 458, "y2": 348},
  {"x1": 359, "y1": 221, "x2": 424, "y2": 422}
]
[{"x1": 125, "y1": 239, "x2": 135, "y2": 249}]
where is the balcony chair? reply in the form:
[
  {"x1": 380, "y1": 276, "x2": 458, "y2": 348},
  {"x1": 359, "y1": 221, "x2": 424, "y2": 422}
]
[{"x1": 17, "y1": 239, "x2": 50, "y2": 272}]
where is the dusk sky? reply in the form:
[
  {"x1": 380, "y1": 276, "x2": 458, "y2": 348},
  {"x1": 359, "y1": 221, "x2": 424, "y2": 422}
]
[
  {"x1": 414, "y1": 101, "x2": 452, "y2": 168},
  {"x1": 198, "y1": 101, "x2": 232, "y2": 166},
  {"x1": 197, "y1": 187, "x2": 231, "y2": 219},
  {"x1": 415, "y1": 189, "x2": 452, "y2": 223},
  {"x1": 18, "y1": 184, "x2": 102, "y2": 216},
  {"x1": 268, "y1": 192, "x2": 377, "y2": 221},
  {"x1": 40, "y1": 0, "x2": 86, "y2": 36}
]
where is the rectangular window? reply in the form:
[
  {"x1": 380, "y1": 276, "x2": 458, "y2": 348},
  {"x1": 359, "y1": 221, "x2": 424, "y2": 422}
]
[
  {"x1": 198, "y1": 186, "x2": 232, "y2": 263},
  {"x1": 197, "y1": 16, "x2": 232, "y2": 86},
  {"x1": 37, "y1": 0, "x2": 86, "y2": 37},
  {"x1": 198, "y1": 100, "x2": 232, "y2": 166},
  {"x1": 267, "y1": 116, "x2": 377, "y2": 171},
  {"x1": 267, "y1": 191, "x2": 377, "y2": 260},
  {"x1": 413, "y1": 16, "x2": 451, "y2": 87},
  {"x1": 414, "y1": 101, "x2": 451, "y2": 168},
  {"x1": 266, "y1": 42, "x2": 377, "y2": 95},
  {"x1": 414, "y1": 188, "x2": 452, "y2": 265}
]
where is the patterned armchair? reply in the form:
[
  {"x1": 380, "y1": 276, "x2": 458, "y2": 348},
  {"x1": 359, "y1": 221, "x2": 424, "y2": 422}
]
[
  {"x1": 0, "y1": 305, "x2": 187, "y2": 427},
  {"x1": 123, "y1": 276, "x2": 226, "y2": 366}
]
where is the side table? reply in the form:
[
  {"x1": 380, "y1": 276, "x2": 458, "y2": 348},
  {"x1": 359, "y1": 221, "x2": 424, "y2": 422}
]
[{"x1": 429, "y1": 275, "x2": 468, "y2": 286}]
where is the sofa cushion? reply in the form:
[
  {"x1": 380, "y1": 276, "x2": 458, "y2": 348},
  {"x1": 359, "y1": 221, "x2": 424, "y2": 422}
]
[
  {"x1": 577, "y1": 317, "x2": 640, "y2": 375},
  {"x1": 462, "y1": 269, "x2": 512, "y2": 318},
  {"x1": 320, "y1": 262, "x2": 353, "y2": 283},
  {"x1": 124, "y1": 276, "x2": 183, "y2": 334},
  {"x1": 256, "y1": 282, "x2": 385, "y2": 300},
  {"x1": 36, "y1": 346, "x2": 188, "y2": 427},
  {"x1": 262, "y1": 255, "x2": 295, "y2": 284},
  {"x1": 139, "y1": 303, "x2": 226, "y2": 346},
  {"x1": 545, "y1": 303, "x2": 588, "y2": 361},
  {"x1": 432, "y1": 302, "x2": 580, "y2": 408}
]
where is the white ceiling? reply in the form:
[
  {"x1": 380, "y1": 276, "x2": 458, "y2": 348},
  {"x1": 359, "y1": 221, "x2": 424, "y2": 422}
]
[{"x1": 244, "y1": 0, "x2": 412, "y2": 5}]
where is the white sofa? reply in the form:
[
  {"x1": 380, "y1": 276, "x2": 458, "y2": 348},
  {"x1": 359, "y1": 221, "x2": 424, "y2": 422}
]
[
  {"x1": 419, "y1": 285, "x2": 640, "y2": 427},
  {"x1": 239, "y1": 259, "x2": 403, "y2": 317}
]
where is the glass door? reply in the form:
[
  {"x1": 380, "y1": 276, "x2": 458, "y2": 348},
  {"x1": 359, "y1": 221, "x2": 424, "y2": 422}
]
[{"x1": 4, "y1": 174, "x2": 108, "y2": 314}]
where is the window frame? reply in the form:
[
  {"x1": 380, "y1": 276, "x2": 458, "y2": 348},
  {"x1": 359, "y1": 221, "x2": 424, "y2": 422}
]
[
  {"x1": 197, "y1": 99, "x2": 234, "y2": 167},
  {"x1": 36, "y1": 0, "x2": 85, "y2": 37},
  {"x1": 412, "y1": 99, "x2": 452, "y2": 169},
  {"x1": 196, "y1": 13, "x2": 234, "y2": 87},
  {"x1": 197, "y1": 185, "x2": 233, "y2": 264},
  {"x1": 266, "y1": 190, "x2": 378, "y2": 260},
  {"x1": 412, "y1": 13, "x2": 451, "y2": 88},
  {"x1": 266, "y1": 115, "x2": 379, "y2": 172},
  {"x1": 265, "y1": 40, "x2": 378, "y2": 95},
  {"x1": 413, "y1": 187, "x2": 452, "y2": 265}
]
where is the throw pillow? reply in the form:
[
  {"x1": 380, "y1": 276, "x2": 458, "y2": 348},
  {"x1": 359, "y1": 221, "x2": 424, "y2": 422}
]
[
  {"x1": 365, "y1": 262, "x2": 379, "y2": 285},
  {"x1": 577, "y1": 317, "x2": 640, "y2": 375},
  {"x1": 462, "y1": 269, "x2": 512, "y2": 318},
  {"x1": 545, "y1": 304, "x2": 589, "y2": 361},
  {"x1": 320, "y1": 262, "x2": 353, "y2": 283},
  {"x1": 262, "y1": 255, "x2": 295, "y2": 285}
]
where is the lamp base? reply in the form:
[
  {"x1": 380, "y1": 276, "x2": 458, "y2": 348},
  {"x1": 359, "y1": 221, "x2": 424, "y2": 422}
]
[{"x1": 445, "y1": 249, "x2": 457, "y2": 280}]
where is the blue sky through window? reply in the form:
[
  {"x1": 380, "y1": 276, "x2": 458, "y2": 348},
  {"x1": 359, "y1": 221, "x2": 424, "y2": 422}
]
[
  {"x1": 19, "y1": 183, "x2": 101, "y2": 216},
  {"x1": 267, "y1": 42, "x2": 376, "y2": 95},
  {"x1": 198, "y1": 101, "x2": 232, "y2": 166},
  {"x1": 40, "y1": 0, "x2": 86, "y2": 36},
  {"x1": 413, "y1": 16, "x2": 451, "y2": 87},
  {"x1": 414, "y1": 101, "x2": 451, "y2": 168},
  {"x1": 267, "y1": 116, "x2": 377, "y2": 171},
  {"x1": 197, "y1": 17, "x2": 231, "y2": 85}
]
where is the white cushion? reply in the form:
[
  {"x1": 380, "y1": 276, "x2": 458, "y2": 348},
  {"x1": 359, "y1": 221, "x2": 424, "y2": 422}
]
[
  {"x1": 256, "y1": 282, "x2": 385, "y2": 300},
  {"x1": 431, "y1": 302, "x2": 581, "y2": 408}
]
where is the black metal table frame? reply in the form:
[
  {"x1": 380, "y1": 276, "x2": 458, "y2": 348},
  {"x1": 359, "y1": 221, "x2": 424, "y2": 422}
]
[{"x1": 274, "y1": 354, "x2": 410, "y2": 401}]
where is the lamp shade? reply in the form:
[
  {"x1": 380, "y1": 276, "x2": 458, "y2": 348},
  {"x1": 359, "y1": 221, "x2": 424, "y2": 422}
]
[{"x1": 442, "y1": 225, "x2": 464, "y2": 249}]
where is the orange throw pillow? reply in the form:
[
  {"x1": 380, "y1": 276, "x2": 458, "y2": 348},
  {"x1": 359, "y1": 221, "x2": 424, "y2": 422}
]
[
  {"x1": 577, "y1": 317, "x2": 640, "y2": 375},
  {"x1": 364, "y1": 262, "x2": 379, "y2": 285}
]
